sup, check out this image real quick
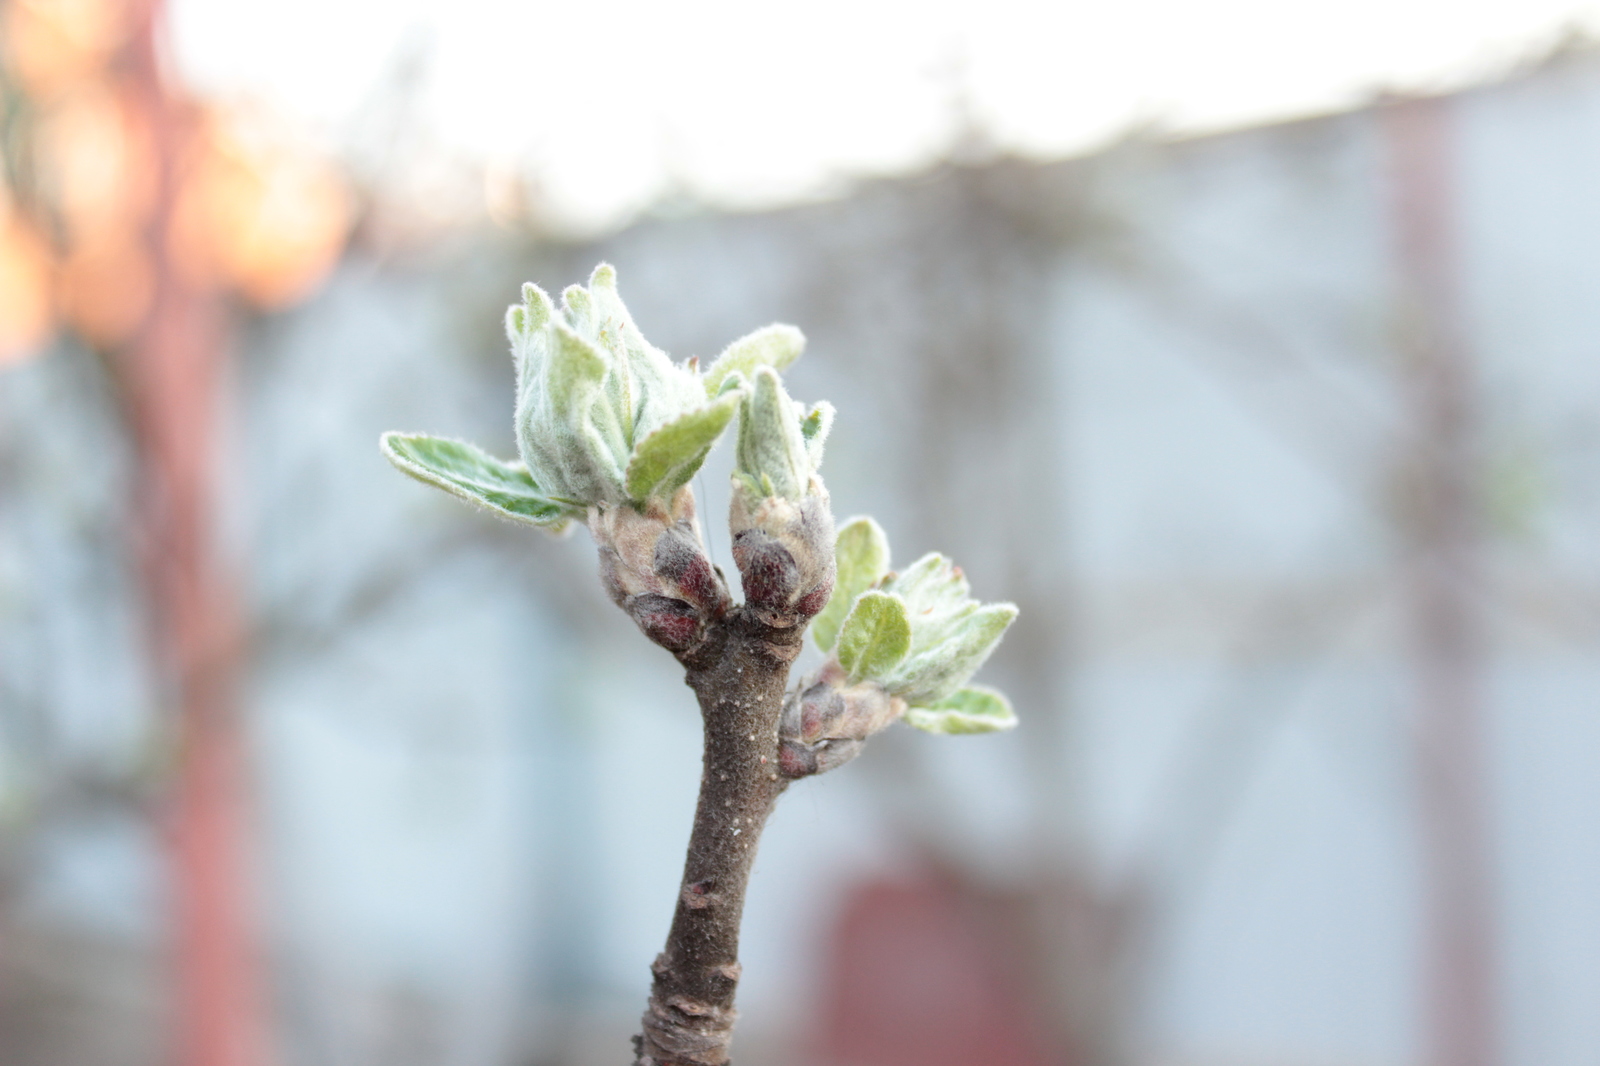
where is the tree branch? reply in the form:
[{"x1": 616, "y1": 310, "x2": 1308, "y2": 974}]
[{"x1": 632, "y1": 607, "x2": 804, "y2": 1066}]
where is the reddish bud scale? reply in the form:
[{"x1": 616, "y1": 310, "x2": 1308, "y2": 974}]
[
  {"x1": 732, "y1": 531, "x2": 799, "y2": 610},
  {"x1": 778, "y1": 739, "x2": 815, "y2": 777},
  {"x1": 777, "y1": 668, "x2": 905, "y2": 779},
  {"x1": 777, "y1": 736, "x2": 865, "y2": 778},
  {"x1": 655, "y1": 528, "x2": 726, "y2": 615},
  {"x1": 798, "y1": 681, "x2": 845, "y2": 744},
  {"x1": 631, "y1": 594, "x2": 704, "y2": 653},
  {"x1": 592, "y1": 492, "x2": 732, "y2": 656},
  {"x1": 793, "y1": 581, "x2": 833, "y2": 620},
  {"x1": 679, "y1": 556, "x2": 724, "y2": 614},
  {"x1": 728, "y1": 488, "x2": 836, "y2": 629}
]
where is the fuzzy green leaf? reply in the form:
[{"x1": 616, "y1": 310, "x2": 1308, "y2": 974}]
[
  {"x1": 545, "y1": 324, "x2": 609, "y2": 415},
  {"x1": 813, "y1": 516, "x2": 891, "y2": 652},
  {"x1": 560, "y1": 283, "x2": 595, "y2": 337},
  {"x1": 902, "y1": 685, "x2": 1017, "y2": 735},
  {"x1": 836, "y1": 591, "x2": 912, "y2": 682},
  {"x1": 624, "y1": 390, "x2": 742, "y2": 503},
  {"x1": 735, "y1": 367, "x2": 810, "y2": 500},
  {"x1": 702, "y1": 324, "x2": 804, "y2": 397},
  {"x1": 499, "y1": 264, "x2": 785, "y2": 511},
  {"x1": 884, "y1": 601, "x2": 1018, "y2": 706},
  {"x1": 800, "y1": 401, "x2": 834, "y2": 469},
  {"x1": 507, "y1": 283, "x2": 555, "y2": 403},
  {"x1": 381, "y1": 433, "x2": 576, "y2": 529},
  {"x1": 888, "y1": 553, "x2": 972, "y2": 621},
  {"x1": 505, "y1": 282, "x2": 553, "y2": 341},
  {"x1": 512, "y1": 323, "x2": 626, "y2": 505}
]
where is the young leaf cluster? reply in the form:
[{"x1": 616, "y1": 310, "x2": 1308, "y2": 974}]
[
  {"x1": 813, "y1": 517, "x2": 1019, "y2": 735},
  {"x1": 383, "y1": 263, "x2": 809, "y2": 528},
  {"x1": 734, "y1": 367, "x2": 833, "y2": 502},
  {"x1": 383, "y1": 266, "x2": 1017, "y2": 733}
]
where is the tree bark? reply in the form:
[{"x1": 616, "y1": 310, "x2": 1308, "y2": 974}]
[{"x1": 632, "y1": 608, "x2": 804, "y2": 1066}]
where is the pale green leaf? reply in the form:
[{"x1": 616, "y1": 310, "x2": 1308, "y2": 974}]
[
  {"x1": 381, "y1": 433, "x2": 576, "y2": 529},
  {"x1": 513, "y1": 323, "x2": 626, "y2": 504},
  {"x1": 585, "y1": 263, "x2": 704, "y2": 450},
  {"x1": 812, "y1": 516, "x2": 890, "y2": 651},
  {"x1": 735, "y1": 367, "x2": 809, "y2": 500},
  {"x1": 880, "y1": 552, "x2": 991, "y2": 664},
  {"x1": 703, "y1": 324, "x2": 804, "y2": 396},
  {"x1": 587, "y1": 262, "x2": 620, "y2": 298},
  {"x1": 624, "y1": 391, "x2": 742, "y2": 503},
  {"x1": 884, "y1": 601, "x2": 1018, "y2": 706},
  {"x1": 902, "y1": 685, "x2": 1017, "y2": 735},
  {"x1": 501, "y1": 264, "x2": 762, "y2": 511},
  {"x1": 560, "y1": 283, "x2": 595, "y2": 338},
  {"x1": 545, "y1": 324, "x2": 608, "y2": 412},
  {"x1": 800, "y1": 401, "x2": 834, "y2": 469},
  {"x1": 836, "y1": 591, "x2": 912, "y2": 682},
  {"x1": 505, "y1": 282, "x2": 553, "y2": 339},
  {"x1": 506, "y1": 283, "x2": 554, "y2": 405},
  {"x1": 886, "y1": 553, "x2": 971, "y2": 622},
  {"x1": 585, "y1": 263, "x2": 649, "y2": 363}
]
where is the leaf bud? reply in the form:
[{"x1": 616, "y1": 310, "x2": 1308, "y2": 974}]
[
  {"x1": 729, "y1": 490, "x2": 834, "y2": 627},
  {"x1": 777, "y1": 660, "x2": 906, "y2": 778},
  {"x1": 824, "y1": 546, "x2": 1018, "y2": 707},
  {"x1": 795, "y1": 519, "x2": 1021, "y2": 750},
  {"x1": 729, "y1": 369, "x2": 836, "y2": 626},
  {"x1": 594, "y1": 486, "x2": 732, "y2": 653},
  {"x1": 507, "y1": 264, "x2": 751, "y2": 511}
]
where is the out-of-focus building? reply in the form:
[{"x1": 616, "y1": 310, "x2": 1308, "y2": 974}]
[{"x1": 5, "y1": 41, "x2": 1600, "y2": 1066}]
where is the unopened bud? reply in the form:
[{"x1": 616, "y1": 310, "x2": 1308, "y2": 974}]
[
  {"x1": 777, "y1": 662, "x2": 905, "y2": 779},
  {"x1": 730, "y1": 531, "x2": 798, "y2": 607},
  {"x1": 778, "y1": 736, "x2": 864, "y2": 777},
  {"x1": 729, "y1": 488, "x2": 835, "y2": 627},
  {"x1": 727, "y1": 367, "x2": 836, "y2": 626},
  {"x1": 628, "y1": 594, "x2": 704, "y2": 653},
  {"x1": 594, "y1": 487, "x2": 731, "y2": 653}
]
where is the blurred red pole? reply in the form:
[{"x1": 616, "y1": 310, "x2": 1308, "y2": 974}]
[
  {"x1": 119, "y1": 2, "x2": 270, "y2": 1064},
  {"x1": 1381, "y1": 96, "x2": 1499, "y2": 1066}
]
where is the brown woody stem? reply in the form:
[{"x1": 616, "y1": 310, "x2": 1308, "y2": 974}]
[{"x1": 632, "y1": 607, "x2": 804, "y2": 1066}]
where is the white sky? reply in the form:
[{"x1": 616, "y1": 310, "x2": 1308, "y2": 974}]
[{"x1": 168, "y1": 0, "x2": 1600, "y2": 231}]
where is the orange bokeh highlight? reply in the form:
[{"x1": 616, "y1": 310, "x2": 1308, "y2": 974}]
[
  {"x1": 0, "y1": 15, "x2": 350, "y2": 361},
  {"x1": 169, "y1": 111, "x2": 351, "y2": 309},
  {"x1": 0, "y1": 211, "x2": 56, "y2": 364},
  {"x1": 56, "y1": 230, "x2": 154, "y2": 349},
  {"x1": 1, "y1": 0, "x2": 129, "y2": 102},
  {"x1": 0, "y1": 0, "x2": 351, "y2": 366},
  {"x1": 36, "y1": 85, "x2": 159, "y2": 242}
]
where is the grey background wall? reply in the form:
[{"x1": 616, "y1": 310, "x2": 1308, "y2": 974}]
[{"x1": 5, "y1": 49, "x2": 1600, "y2": 1066}]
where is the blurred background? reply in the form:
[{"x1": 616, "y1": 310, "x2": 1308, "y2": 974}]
[{"x1": 3, "y1": 1, "x2": 1600, "y2": 1065}]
